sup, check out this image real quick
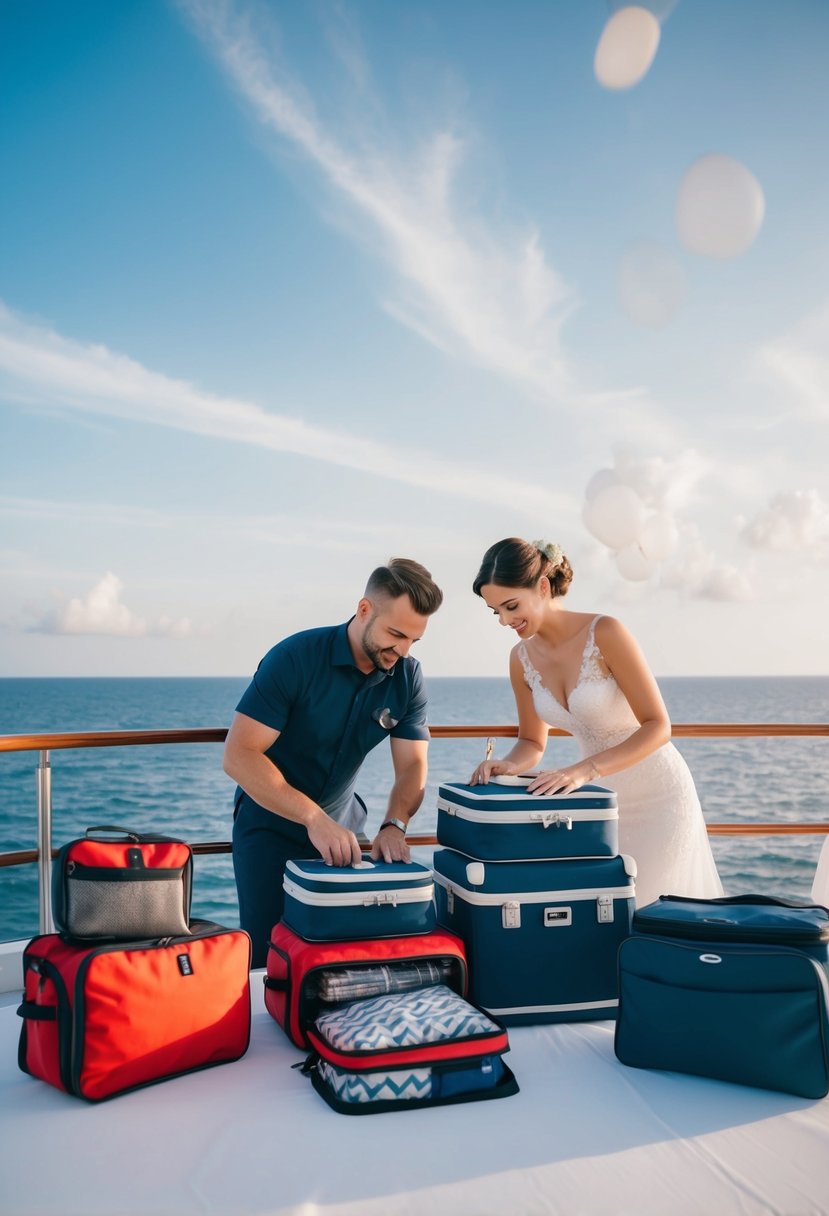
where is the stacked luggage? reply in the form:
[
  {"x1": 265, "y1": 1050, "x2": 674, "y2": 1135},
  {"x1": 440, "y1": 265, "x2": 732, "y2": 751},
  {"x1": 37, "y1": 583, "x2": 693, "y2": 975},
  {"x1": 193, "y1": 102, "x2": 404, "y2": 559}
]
[
  {"x1": 433, "y1": 775, "x2": 637, "y2": 1024},
  {"x1": 264, "y1": 855, "x2": 519, "y2": 1112},
  {"x1": 17, "y1": 825, "x2": 252, "y2": 1101}
]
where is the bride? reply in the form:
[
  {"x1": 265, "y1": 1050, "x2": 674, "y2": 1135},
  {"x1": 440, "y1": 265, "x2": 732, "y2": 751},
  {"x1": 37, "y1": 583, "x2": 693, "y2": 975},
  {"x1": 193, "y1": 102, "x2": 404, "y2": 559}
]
[{"x1": 469, "y1": 536, "x2": 723, "y2": 907}]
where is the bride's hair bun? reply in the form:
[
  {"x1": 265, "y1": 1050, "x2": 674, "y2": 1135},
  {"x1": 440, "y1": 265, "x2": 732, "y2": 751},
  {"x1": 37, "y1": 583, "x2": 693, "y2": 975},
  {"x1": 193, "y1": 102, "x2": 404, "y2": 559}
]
[{"x1": 473, "y1": 537, "x2": 573, "y2": 598}]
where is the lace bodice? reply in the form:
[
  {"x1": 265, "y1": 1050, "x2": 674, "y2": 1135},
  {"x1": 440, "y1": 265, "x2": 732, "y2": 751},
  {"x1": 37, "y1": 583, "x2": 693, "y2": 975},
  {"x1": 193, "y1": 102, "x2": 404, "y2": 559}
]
[
  {"x1": 516, "y1": 614, "x2": 723, "y2": 906},
  {"x1": 517, "y1": 616, "x2": 639, "y2": 754}
]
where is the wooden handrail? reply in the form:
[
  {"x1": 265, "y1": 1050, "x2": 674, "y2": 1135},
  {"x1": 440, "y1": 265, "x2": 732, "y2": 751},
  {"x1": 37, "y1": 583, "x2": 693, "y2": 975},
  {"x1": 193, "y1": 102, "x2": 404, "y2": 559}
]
[
  {"x1": 0, "y1": 722, "x2": 827, "y2": 752},
  {"x1": 0, "y1": 723, "x2": 826, "y2": 871},
  {"x1": 2, "y1": 819, "x2": 829, "y2": 869}
]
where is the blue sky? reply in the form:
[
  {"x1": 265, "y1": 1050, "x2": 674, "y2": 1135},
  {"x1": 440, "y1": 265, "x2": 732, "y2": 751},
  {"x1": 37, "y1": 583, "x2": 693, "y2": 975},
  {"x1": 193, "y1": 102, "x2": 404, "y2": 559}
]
[{"x1": 1, "y1": 0, "x2": 828, "y2": 679}]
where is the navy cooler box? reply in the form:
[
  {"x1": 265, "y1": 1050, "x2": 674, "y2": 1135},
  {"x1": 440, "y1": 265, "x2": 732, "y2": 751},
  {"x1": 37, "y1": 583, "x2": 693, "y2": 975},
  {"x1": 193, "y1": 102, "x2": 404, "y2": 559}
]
[
  {"x1": 615, "y1": 894, "x2": 829, "y2": 1098},
  {"x1": 433, "y1": 848, "x2": 636, "y2": 1024},
  {"x1": 282, "y1": 857, "x2": 436, "y2": 942},
  {"x1": 437, "y1": 777, "x2": 619, "y2": 860}
]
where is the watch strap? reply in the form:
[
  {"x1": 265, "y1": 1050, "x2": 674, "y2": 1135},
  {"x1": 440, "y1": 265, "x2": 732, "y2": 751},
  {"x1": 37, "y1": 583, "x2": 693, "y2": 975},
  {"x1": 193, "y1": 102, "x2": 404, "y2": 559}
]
[{"x1": 380, "y1": 817, "x2": 407, "y2": 835}]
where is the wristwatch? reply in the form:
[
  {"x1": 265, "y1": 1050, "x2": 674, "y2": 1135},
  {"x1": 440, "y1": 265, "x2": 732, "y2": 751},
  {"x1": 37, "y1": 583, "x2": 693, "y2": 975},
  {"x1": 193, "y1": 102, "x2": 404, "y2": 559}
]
[{"x1": 380, "y1": 817, "x2": 407, "y2": 835}]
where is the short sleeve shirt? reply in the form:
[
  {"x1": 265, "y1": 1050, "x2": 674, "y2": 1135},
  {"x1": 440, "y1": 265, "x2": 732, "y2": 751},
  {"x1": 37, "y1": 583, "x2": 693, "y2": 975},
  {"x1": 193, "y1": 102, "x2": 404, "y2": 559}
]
[{"x1": 235, "y1": 620, "x2": 429, "y2": 833}]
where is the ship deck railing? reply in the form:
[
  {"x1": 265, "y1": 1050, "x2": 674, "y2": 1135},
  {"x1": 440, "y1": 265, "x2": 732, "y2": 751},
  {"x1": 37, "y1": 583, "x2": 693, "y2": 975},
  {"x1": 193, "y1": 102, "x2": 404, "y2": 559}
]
[{"x1": 1, "y1": 722, "x2": 827, "y2": 938}]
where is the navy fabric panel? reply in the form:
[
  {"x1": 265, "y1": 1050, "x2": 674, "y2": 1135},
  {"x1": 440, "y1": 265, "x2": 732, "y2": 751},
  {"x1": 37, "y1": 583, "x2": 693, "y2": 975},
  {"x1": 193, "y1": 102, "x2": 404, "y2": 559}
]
[{"x1": 615, "y1": 935, "x2": 829, "y2": 1098}]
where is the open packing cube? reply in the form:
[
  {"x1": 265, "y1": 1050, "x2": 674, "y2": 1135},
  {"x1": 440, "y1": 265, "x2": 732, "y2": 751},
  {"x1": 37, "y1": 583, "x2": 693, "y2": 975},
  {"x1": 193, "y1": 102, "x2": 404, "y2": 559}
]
[
  {"x1": 614, "y1": 894, "x2": 829, "y2": 1098},
  {"x1": 265, "y1": 920, "x2": 470, "y2": 1048},
  {"x1": 437, "y1": 777, "x2": 619, "y2": 861},
  {"x1": 302, "y1": 983, "x2": 518, "y2": 1114},
  {"x1": 18, "y1": 920, "x2": 251, "y2": 1101},
  {"x1": 51, "y1": 824, "x2": 193, "y2": 942},
  {"x1": 433, "y1": 848, "x2": 636, "y2": 1024},
  {"x1": 282, "y1": 856, "x2": 436, "y2": 941}
]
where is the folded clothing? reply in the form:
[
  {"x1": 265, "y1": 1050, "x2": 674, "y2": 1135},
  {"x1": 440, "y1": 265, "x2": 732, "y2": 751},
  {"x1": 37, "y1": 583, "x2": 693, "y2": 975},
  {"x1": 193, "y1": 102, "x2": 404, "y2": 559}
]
[
  {"x1": 313, "y1": 983, "x2": 500, "y2": 1053},
  {"x1": 313, "y1": 959, "x2": 455, "y2": 1004}
]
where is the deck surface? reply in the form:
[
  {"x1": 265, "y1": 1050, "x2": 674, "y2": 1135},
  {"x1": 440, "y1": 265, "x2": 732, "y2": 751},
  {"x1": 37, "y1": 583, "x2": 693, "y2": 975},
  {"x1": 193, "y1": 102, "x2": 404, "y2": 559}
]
[{"x1": 2, "y1": 972, "x2": 829, "y2": 1216}]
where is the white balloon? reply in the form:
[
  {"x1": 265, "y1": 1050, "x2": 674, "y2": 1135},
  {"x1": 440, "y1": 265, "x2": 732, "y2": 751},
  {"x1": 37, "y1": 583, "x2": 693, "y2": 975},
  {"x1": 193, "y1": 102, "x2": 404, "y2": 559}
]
[
  {"x1": 582, "y1": 483, "x2": 647, "y2": 550},
  {"x1": 639, "y1": 511, "x2": 679, "y2": 561},
  {"x1": 617, "y1": 242, "x2": 687, "y2": 328},
  {"x1": 616, "y1": 543, "x2": 658, "y2": 581},
  {"x1": 676, "y1": 153, "x2": 765, "y2": 259},
  {"x1": 594, "y1": 6, "x2": 661, "y2": 91},
  {"x1": 584, "y1": 468, "x2": 619, "y2": 501}
]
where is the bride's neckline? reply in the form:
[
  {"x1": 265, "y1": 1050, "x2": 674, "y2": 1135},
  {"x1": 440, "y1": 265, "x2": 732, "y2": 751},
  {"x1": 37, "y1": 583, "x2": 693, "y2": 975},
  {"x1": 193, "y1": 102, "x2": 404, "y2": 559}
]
[{"x1": 521, "y1": 616, "x2": 600, "y2": 714}]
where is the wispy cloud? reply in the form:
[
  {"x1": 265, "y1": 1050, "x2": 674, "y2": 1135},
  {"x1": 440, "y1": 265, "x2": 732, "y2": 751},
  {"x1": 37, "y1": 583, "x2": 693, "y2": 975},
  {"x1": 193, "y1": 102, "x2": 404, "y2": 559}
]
[
  {"x1": 756, "y1": 302, "x2": 829, "y2": 422},
  {"x1": 178, "y1": 0, "x2": 576, "y2": 404},
  {"x1": 660, "y1": 525, "x2": 754, "y2": 602},
  {"x1": 739, "y1": 489, "x2": 829, "y2": 558},
  {"x1": 31, "y1": 572, "x2": 194, "y2": 638},
  {"x1": 0, "y1": 301, "x2": 567, "y2": 516}
]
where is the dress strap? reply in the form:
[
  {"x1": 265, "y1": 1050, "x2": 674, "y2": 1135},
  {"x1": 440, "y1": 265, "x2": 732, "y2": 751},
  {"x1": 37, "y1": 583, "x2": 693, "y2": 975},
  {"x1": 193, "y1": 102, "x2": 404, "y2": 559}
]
[
  {"x1": 516, "y1": 643, "x2": 541, "y2": 690},
  {"x1": 578, "y1": 615, "x2": 604, "y2": 677}
]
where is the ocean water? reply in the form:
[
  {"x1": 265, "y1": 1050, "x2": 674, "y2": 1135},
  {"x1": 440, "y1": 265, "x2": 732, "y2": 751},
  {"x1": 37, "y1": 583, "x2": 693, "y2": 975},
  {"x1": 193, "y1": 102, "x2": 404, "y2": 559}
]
[{"x1": 1, "y1": 676, "x2": 827, "y2": 943}]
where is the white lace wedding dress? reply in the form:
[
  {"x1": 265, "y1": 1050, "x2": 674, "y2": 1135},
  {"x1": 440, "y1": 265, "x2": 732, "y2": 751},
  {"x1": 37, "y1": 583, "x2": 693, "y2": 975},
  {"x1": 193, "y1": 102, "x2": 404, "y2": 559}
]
[{"x1": 518, "y1": 617, "x2": 723, "y2": 907}]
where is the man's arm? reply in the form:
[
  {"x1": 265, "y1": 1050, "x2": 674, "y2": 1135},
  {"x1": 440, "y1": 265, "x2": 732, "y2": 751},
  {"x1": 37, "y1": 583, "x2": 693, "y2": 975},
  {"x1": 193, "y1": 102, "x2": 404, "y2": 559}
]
[
  {"x1": 224, "y1": 712, "x2": 362, "y2": 866},
  {"x1": 369, "y1": 736, "x2": 428, "y2": 863}
]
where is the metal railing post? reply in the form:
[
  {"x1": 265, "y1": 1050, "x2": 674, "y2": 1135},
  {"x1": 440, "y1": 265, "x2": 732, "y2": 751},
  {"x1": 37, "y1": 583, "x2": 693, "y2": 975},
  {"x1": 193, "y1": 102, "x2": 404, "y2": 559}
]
[{"x1": 36, "y1": 750, "x2": 54, "y2": 933}]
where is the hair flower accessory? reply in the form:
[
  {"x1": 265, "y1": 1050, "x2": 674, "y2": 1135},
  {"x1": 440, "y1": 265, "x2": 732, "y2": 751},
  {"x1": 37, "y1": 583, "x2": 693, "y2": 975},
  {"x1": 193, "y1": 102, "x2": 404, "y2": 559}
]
[{"x1": 532, "y1": 539, "x2": 563, "y2": 568}]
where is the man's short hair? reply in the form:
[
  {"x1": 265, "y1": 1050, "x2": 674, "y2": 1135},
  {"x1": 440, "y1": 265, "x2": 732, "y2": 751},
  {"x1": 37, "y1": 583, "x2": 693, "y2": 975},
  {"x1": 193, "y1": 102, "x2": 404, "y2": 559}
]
[{"x1": 365, "y1": 558, "x2": 443, "y2": 616}]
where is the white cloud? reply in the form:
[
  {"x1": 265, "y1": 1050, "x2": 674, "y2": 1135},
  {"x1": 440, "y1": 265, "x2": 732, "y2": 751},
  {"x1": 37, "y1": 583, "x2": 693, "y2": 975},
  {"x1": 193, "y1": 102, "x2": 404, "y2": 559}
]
[
  {"x1": 0, "y1": 301, "x2": 568, "y2": 517},
  {"x1": 178, "y1": 0, "x2": 577, "y2": 405},
  {"x1": 739, "y1": 489, "x2": 829, "y2": 556},
  {"x1": 756, "y1": 302, "x2": 829, "y2": 421},
  {"x1": 31, "y1": 572, "x2": 194, "y2": 638},
  {"x1": 660, "y1": 526, "x2": 754, "y2": 602}
]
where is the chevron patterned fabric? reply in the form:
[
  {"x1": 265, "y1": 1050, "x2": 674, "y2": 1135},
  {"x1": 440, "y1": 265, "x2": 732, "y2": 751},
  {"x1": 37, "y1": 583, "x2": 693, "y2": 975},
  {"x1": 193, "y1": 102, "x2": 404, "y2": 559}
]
[
  {"x1": 314, "y1": 984, "x2": 498, "y2": 1052},
  {"x1": 317, "y1": 1059, "x2": 433, "y2": 1103}
]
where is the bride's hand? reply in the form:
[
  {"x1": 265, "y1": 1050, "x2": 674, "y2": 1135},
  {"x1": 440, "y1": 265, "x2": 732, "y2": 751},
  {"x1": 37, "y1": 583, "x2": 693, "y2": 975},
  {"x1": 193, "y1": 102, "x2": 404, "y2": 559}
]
[
  {"x1": 469, "y1": 759, "x2": 518, "y2": 786},
  {"x1": 526, "y1": 764, "x2": 594, "y2": 796}
]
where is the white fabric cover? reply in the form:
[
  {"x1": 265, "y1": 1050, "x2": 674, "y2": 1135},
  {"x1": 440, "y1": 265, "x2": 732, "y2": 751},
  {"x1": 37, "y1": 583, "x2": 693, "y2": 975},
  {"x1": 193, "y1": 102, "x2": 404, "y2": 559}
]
[{"x1": 2, "y1": 977, "x2": 829, "y2": 1215}]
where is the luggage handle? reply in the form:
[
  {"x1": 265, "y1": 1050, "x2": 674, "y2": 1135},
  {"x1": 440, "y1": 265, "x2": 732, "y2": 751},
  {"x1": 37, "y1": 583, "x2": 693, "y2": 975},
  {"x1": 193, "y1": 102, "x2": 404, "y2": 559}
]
[
  {"x1": 657, "y1": 893, "x2": 829, "y2": 914},
  {"x1": 83, "y1": 825, "x2": 187, "y2": 847},
  {"x1": 84, "y1": 825, "x2": 142, "y2": 843}
]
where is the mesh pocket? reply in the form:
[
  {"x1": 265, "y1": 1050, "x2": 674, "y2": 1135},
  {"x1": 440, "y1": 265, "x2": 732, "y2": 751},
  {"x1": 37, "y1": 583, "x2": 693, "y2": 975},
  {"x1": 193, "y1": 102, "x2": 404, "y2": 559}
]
[{"x1": 66, "y1": 876, "x2": 190, "y2": 939}]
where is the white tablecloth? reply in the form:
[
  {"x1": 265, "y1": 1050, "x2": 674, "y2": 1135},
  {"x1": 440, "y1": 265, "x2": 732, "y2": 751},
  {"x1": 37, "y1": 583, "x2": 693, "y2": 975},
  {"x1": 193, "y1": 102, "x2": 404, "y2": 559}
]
[{"x1": 2, "y1": 973, "x2": 829, "y2": 1216}]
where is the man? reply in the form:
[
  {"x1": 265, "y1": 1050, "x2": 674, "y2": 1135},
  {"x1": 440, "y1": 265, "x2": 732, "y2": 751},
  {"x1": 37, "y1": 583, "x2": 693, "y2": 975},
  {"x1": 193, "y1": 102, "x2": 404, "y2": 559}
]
[{"x1": 224, "y1": 557, "x2": 444, "y2": 966}]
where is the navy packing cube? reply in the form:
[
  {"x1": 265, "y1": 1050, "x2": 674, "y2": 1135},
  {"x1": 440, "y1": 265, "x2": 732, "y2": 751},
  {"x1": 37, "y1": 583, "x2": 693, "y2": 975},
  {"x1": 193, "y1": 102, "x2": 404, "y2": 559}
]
[
  {"x1": 282, "y1": 856, "x2": 436, "y2": 942},
  {"x1": 437, "y1": 777, "x2": 619, "y2": 860},
  {"x1": 301, "y1": 983, "x2": 519, "y2": 1114},
  {"x1": 615, "y1": 895, "x2": 829, "y2": 1098},
  {"x1": 433, "y1": 848, "x2": 636, "y2": 1024}
]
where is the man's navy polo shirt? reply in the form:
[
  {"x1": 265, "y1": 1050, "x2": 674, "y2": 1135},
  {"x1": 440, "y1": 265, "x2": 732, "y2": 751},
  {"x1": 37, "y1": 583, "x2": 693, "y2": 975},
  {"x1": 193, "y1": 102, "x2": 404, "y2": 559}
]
[{"x1": 234, "y1": 620, "x2": 429, "y2": 836}]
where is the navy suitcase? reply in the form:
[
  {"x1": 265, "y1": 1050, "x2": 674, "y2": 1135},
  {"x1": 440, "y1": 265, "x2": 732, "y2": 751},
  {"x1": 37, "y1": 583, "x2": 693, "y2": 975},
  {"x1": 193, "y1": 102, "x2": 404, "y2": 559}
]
[
  {"x1": 433, "y1": 848, "x2": 636, "y2": 1024},
  {"x1": 282, "y1": 857, "x2": 436, "y2": 942},
  {"x1": 437, "y1": 777, "x2": 619, "y2": 861},
  {"x1": 615, "y1": 895, "x2": 829, "y2": 1098}
]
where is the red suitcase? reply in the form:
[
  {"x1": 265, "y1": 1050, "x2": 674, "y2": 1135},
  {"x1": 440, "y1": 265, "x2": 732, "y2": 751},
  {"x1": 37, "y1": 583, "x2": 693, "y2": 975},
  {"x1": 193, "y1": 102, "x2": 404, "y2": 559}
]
[{"x1": 18, "y1": 920, "x2": 251, "y2": 1101}]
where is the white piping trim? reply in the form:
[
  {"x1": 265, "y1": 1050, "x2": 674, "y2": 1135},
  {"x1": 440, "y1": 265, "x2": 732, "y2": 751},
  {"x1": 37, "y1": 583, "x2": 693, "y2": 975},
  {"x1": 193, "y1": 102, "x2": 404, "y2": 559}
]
[
  {"x1": 432, "y1": 871, "x2": 633, "y2": 905},
  {"x1": 437, "y1": 789, "x2": 616, "y2": 806},
  {"x1": 284, "y1": 878, "x2": 433, "y2": 907},
  {"x1": 437, "y1": 800, "x2": 617, "y2": 824},
  {"x1": 485, "y1": 999, "x2": 619, "y2": 1014},
  {"x1": 285, "y1": 860, "x2": 428, "y2": 885}
]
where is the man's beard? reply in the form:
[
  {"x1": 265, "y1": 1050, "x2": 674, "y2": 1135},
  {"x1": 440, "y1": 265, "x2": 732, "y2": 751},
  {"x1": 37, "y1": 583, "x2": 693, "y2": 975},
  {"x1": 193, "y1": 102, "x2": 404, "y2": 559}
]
[{"x1": 360, "y1": 617, "x2": 398, "y2": 673}]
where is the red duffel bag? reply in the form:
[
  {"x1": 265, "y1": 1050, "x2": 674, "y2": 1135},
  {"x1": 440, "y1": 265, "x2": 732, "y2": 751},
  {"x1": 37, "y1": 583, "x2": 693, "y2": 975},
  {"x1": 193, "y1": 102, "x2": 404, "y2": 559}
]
[{"x1": 18, "y1": 920, "x2": 251, "y2": 1101}]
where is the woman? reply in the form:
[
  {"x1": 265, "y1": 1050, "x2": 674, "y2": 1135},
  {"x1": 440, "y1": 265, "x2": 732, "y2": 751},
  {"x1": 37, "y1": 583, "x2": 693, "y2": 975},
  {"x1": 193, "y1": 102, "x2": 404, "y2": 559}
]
[{"x1": 470, "y1": 536, "x2": 723, "y2": 906}]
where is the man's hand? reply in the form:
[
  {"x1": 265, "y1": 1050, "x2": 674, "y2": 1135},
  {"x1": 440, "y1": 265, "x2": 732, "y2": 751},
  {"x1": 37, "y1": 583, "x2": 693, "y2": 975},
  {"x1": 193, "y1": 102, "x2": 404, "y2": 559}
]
[
  {"x1": 307, "y1": 814, "x2": 363, "y2": 866},
  {"x1": 370, "y1": 824, "x2": 411, "y2": 863}
]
